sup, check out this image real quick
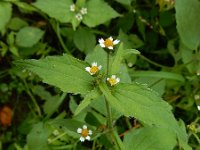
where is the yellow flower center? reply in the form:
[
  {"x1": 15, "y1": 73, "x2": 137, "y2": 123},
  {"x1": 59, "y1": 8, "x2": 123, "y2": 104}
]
[
  {"x1": 90, "y1": 66, "x2": 99, "y2": 74},
  {"x1": 104, "y1": 38, "x2": 113, "y2": 47},
  {"x1": 108, "y1": 78, "x2": 117, "y2": 86},
  {"x1": 81, "y1": 129, "x2": 89, "y2": 137}
]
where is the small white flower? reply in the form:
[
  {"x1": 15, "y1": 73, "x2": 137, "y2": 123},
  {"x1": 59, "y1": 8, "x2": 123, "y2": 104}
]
[
  {"x1": 85, "y1": 62, "x2": 102, "y2": 75},
  {"x1": 53, "y1": 130, "x2": 59, "y2": 136},
  {"x1": 197, "y1": 70, "x2": 200, "y2": 76},
  {"x1": 70, "y1": 4, "x2": 76, "y2": 12},
  {"x1": 197, "y1": 106, "x2": 200, "y2": 111},
  {"x1": 107, "y1": 75, "x2": 120, "y2": 86},
  {"x1": 194, "y1": 95, "x2": 200, "y2": 100},
  {"x1": 80, "y1": 7, "x2": 87, "y2": 15},
  {"x1": 77, "y1": 125, "x2": 92, "y2": 142},
  {"x1": 75, "y1": 13, "x2": 83, "y2": 21},
  {"x1": 98, "y1": 36, "x2": 120, "y2": 50},
  {"x1": 47, "y1": 138, "x2": 52, "y2": 144}
]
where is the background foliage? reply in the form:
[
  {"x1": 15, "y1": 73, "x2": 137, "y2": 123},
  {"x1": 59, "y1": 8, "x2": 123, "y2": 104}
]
[{"x1": 0, "y1": 0, "x2": 200, "y2": 150}]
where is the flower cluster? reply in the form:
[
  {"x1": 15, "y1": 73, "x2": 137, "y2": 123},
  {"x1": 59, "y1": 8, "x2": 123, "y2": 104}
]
[
  {"x1": 77, "y1": 125, "x2": 92, "y2": 142},
  {"x1": 78, "y1": 37, "x2": 120, "y2": 142},
  {"x1": 85, "y1": 36, "x2": 120, "y2": 86},
  {"x1": 70, "y1": 4, "x2": 87, "y2": 21}
]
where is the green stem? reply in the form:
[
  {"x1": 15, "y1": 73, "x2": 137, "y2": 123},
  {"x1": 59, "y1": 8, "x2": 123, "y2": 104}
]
[
  {"x1": 48, "y1": 131, "x2": 68, "y2": 144},
  {"x1": 193, "y1": 133, "x2": 200, "y2": 144},
  {"x1": 105, "y1": 52, "x2": 112, "y2": 129},
  {"x1": 104, "y1": 52, "x2": 124, "y2": 150},
  {"x1": 22, "y1": 79, "x2": 42, "y2": 117},
  {"x1": 55, "y1": 22, "x2": 71, "y2": 54},
  {"x1": 139, "y1": 54, "x2": 172, "y2": 69}
]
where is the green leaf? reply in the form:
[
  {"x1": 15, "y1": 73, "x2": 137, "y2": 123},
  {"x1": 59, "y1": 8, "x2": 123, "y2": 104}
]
[
  {"x1": 110, "y1": 43, "x2": 124, "y2": 75},
  {"x1": 180, "y1": 43, "x2": 196, "y2": 73},
  {"x1": 74, "y1": 89, "x2": 100, "y2": 116},
  {"x1": 89, "y1": 95, "x2": 122, "y2": 121},
  {"x1": 44, "y1": 93, "x2": 67, "y2": 118},
  {"x1": 131, "y1": 71, "x2": 185, "y2": 82},
  {"x1": 123, "y1": 127, "x2": 177, "y2": 150},
  {"x1": 8, "y1": 17, "x2": 28, "y2": 31},
  {"x1": 15, "y1": 54, "x2": 94, "y2": 95},
  {"x1": 99, "y1": 83, "x2": 172, "y2": 126},
  {"x1": 175, "y1": 0, "x2": 200, "y2": 50},
  {"x1": 115, "y1": 0, "x2": 131, "y2": 5},
  {"x1": 33, "y1": 0, "x2": 73, "y2": 23},
  {"x1": 118, "y1": 30, "x2": 144, "y2": 49},
  {"x1": 16, "y1": 27, "x2": 44, "y2": 47},
  {"x1": 73, "y1": 27, "x2": 96, "y2": 54},
  {"x1": 83, "y1": 0, "x2": 120, "y2": 27},
  {"x1": 99, "y1": 83, "x2": 190, "y2": 148},
  {"x1": 27, "y1": 122, "x2": 50, "y2": 150},
  {"x1": 110, "y1": 43, "x2": 140, "y2": 75},
  {"x1": 0, "y1": 2, "x2": 12, "y2": 32}
]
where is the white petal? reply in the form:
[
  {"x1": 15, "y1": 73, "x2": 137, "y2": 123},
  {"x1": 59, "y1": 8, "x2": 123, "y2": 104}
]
[
  {"x1": 80, "y1": 137, "x2": 85, "y2": 142},
  {"x1": 85, "y1": 67, "x2": 91, "y2": 72},
  {"x1": 100, "y1": 43, "x2": 105, "y2": 48},
  {"x1": 109, "y1": 36, "x2": 113, "y2": 41},
  {"x1": 111, "y1": 75, "x2": 116, "y2": 79},
  {"x1": 198, "y1": 106, "x2": 200, "y2": 111},
  {"x1": 107, "y1": 78, "x2": 110, "y2": 81},
  {"x1": 83, "y1": 125, "x2": 87, "y2": 129},
  {"x1": 116, "y1": 78, "x2": 120, "y2": 83},
  {"x1": 113, "y1": 39, "x2": 120, "y2": 45},
  {"x1": 88, "y1": 130, "x2": 92, "y2": 135},
  {"x1": 85, "y1": 136, "x2": 90, "y2": 141},
  {"x1": 108, "y1": 46, "x2": 113, "y2": 50},
  {"x1": 98, "y1": 38, "x2": 104, "y2": 44},
  {"x1": 92, "y1": 62, "x2": 97, "y2": 66},
  {"x1": 98, "y1": 65, "x2": 102, "y2": 70},
  {"x1": 77, "y1": 128, "x2": 82, "y2": 133}
]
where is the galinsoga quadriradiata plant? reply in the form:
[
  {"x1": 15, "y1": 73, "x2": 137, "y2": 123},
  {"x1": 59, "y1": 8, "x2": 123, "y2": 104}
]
[{"x1": 15, "y1": 36, "x2": 192, "y2": 150}]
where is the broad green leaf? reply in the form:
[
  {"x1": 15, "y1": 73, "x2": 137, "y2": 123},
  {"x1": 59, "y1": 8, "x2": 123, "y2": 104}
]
[
  {"x1": 118, "y1": 30, "x2": 144, "y2": 49},
  {"x1": 99, "y1": 83, "x2": 190, "y2": 149},
  {"x1": 180, "y1": 43, "x2": 196, "y2": 73},
  {"x1": 27, "y1": 122, "x2": 50, "y2": 150},
  {"x1": 83, "y1": 0, "x2": 120, "y2": 27},
  {"x1": 90, "y1": 95, "x2": 122, "y2": 121},
  {"x1": 44, "y1": 93, "x2": 67, "y2": 118},
  {"x1": 13, "y1": 1, "x2": 38, "y2": 12},
  {"x1": 135, "y1": 77, "x2": 166, "y2": 96},
  {"x1": 73, "y1": 28, "x2": 96, "y2": 54},
  {"x1": 175, "y1": 0, "x2": 200, "y2": 50},
  {"x1": 110, "y1": 43, "x2": 124, "y2": 75},
  {"x1": 99, "y1": 83, "x2": 173, "y2": 127},
  {"x1": 33, "y1": 0, "x2": 73, "y2": 23},
  {"x1": 110, "y1": 43, "x2": 140, "y2": 75},
  {"x1": 115, "y1": 0, "x2": 131, "y2": 5},
  {"x1": 15, "y1": 54, "x2": 94, "y2": 95},
  {"x1": 16, "y1": 27, "x2": 44, "y2": 47},
  {"x1": 74, "y1": 89, "x2": 100, "y2": 116},
  {"x1": 8, "y1": 17, "x2": 28, "y2": 30},
  {"x1": 123, "y1": 127, "x2": 177, "y2": 150},
  {"x1": 131, "y1": 71, "x2": 185, "y2": 82},
  {"x1": 69, "y1": 96, "x2": 87, "y2": 122},
  {"x1": 0, "y1": 2, "x2": 12, "y2": 31}
]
